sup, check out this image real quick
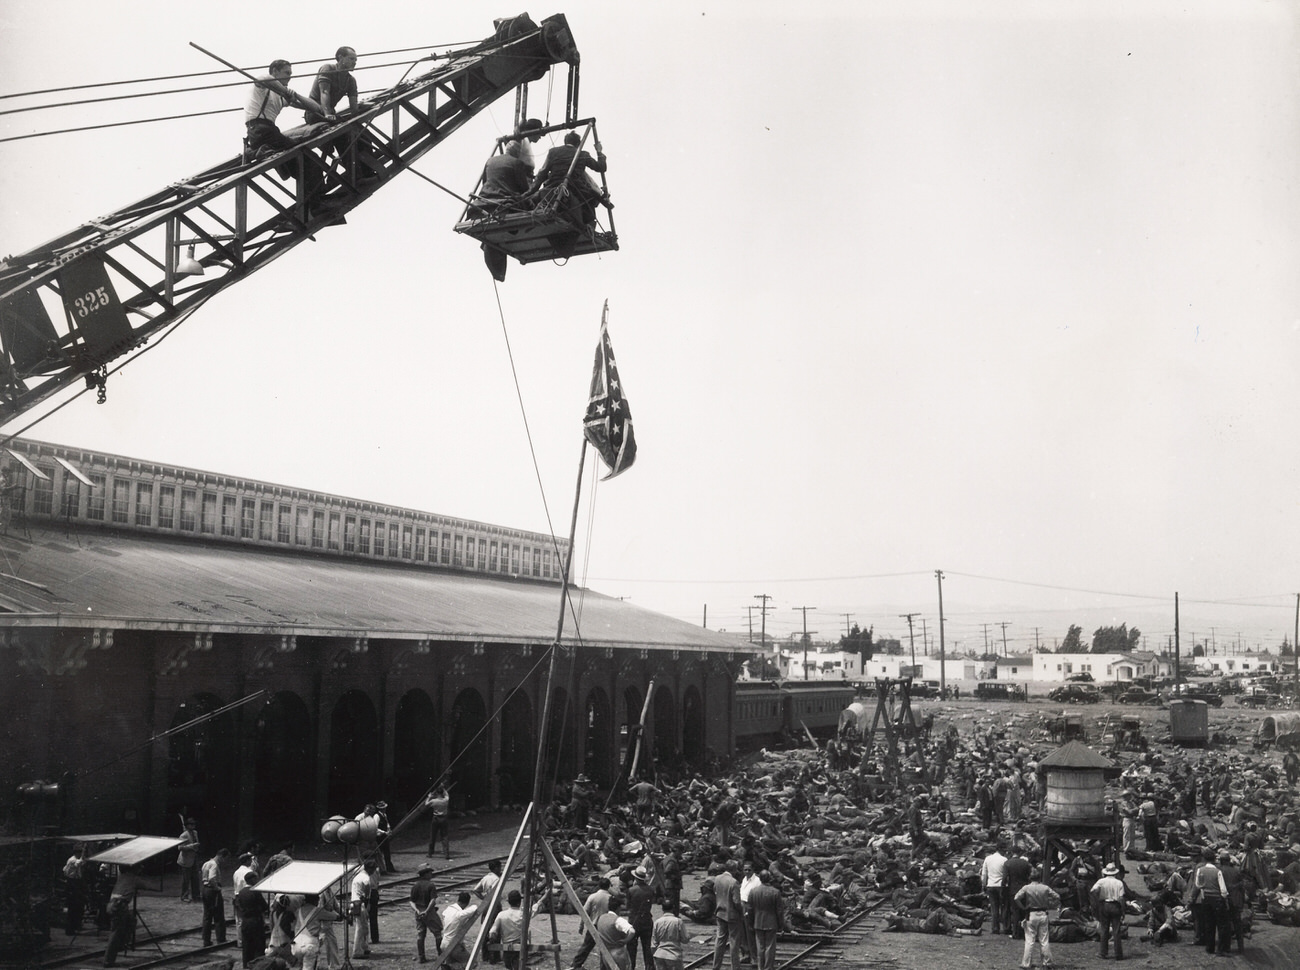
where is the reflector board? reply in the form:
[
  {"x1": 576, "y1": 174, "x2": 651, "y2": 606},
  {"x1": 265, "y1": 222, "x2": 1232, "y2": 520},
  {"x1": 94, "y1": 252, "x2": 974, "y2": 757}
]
[
  {"x1": 253, "y1": 861, "x2": 357, "y2": 896},
  {"x1": 88, "y1": 835, "x2": 183, "y2": 865}
]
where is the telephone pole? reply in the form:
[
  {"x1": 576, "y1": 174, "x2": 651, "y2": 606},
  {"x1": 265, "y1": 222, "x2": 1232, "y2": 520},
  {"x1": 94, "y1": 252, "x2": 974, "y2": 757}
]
[
  {"x1": 839, "y1": 613, "x2": 854, "y2": 638},
  {"x1": 793, "y1": 606, "x2": 817, "y2": 680},
  {"x1": 936, "y1": 570, "x2": 947, "y2": 699},
  {"x1": 754, "y1": 593, "x2": 773, "y2": 667},
  {"x1": 920, "y1": 617, "x2": 929, "y2": 657},
  {"x1": 982, "y1": 623, "x2": 991, "y2": 655},
  {"x1": 999, "y1": 621, "x2": 1012, "y2": 657},
  {"x1": 900, "y1": 613, "x2": 920, "y2": 673}
]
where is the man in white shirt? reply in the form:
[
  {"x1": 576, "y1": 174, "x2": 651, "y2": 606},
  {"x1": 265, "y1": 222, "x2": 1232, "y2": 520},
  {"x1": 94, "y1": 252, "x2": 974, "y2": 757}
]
[
  {"x1": 488, "y1": 889, "x2": 526, "y2": 969},
  {"x1": 201, "y1": 849, "x2": 231, "y2": 946},
  {"x1": 440, "y1": 892, "x2": 480, "y2": 968},
  {"x1": 1090, "y1": 862, "x2": 1127, "y2": 960},
  {"x1": 474, "y1": 860, "x2": 504, "y2": 964},
  {"x1": 981, "y1": 843, "x2": 1008, "y2": 936},
  {"x1": 350, "y1": 862, "x2": 373, "y2": 958},
  {"x1": 738, "y1": 863, "x2": 760, "y2": 964},
  {"x1": 232, "y1": 853, "x2": 255, "y2": 945}
]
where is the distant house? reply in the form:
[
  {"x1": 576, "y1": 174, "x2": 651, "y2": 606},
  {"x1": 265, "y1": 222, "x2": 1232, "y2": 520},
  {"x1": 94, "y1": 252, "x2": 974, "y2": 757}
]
[{"x1": 996, "y1": 655, "x2": 1035, "y2": 682}]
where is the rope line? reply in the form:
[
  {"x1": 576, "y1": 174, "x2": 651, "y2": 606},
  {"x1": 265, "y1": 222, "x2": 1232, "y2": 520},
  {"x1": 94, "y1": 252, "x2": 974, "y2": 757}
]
[{"x1": 0, "y1": 42, "x2": 477, "y2": 102}]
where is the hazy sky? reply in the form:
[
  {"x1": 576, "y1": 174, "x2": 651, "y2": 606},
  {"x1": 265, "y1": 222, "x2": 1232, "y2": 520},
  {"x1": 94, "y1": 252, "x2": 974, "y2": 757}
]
[{"x1": 2, "y1": 0, "x2": 1297, "y2": 655}]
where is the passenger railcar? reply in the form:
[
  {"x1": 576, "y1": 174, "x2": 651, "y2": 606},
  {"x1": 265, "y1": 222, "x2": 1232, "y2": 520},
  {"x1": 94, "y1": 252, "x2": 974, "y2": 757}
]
[{"x1": 733, "y1": 680, "x2": 857, "y2": 752}]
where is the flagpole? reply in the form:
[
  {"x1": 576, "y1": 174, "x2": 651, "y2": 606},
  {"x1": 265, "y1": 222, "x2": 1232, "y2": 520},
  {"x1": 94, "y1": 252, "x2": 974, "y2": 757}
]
[{"x1": 518, "y1": 320, "x2": 599, "y2": 964}]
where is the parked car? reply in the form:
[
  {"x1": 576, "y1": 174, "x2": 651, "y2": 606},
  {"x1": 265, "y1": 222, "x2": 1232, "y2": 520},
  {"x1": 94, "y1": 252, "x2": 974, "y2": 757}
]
[
  {"x1": 1237, "y1": 688, "x2": 1281, "y2": 709},
  {"x1": 1066, "y1": 672, "x2": 1095, "y2": 683},
  {"x1": 1098, "y1": 682, "x2": 1129, "y2": 700},
  {"x1": 1168, "y1": 684, "x2": 1224, "y2": 707},
  {"x1": 1118, "y1": 687, "x2": 1162, "y2": 705},
  {"x1": 974, "y1": 682, "x2": 1025, "y2": 701},
  {"x1": 1048, "y1": 684, "x2": 1100, "y2": 704},
  {"x1": 910, "y1": 679, "x2": 941, "y2": 699}
]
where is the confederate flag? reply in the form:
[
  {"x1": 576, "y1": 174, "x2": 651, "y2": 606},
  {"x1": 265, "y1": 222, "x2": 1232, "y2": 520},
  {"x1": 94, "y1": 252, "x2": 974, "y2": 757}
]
[{"x1": 583, "y1": 310, "x2": 637, "y2": 480}]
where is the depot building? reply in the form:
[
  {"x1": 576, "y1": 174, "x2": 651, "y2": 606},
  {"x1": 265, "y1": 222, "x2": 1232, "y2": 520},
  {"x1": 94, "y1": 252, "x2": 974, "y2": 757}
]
[{"x1": 0, "y1": 438, "x2": 748, "y2": 850}]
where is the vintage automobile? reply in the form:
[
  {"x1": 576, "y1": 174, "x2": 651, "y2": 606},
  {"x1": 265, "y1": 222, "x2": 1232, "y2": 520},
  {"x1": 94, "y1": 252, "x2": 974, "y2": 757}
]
[
  {"x1": 1167, "y1": 684, "x2": 1224, "y2": 707},
  {"x1": 1237, "y1": 688, "x2": 1282, "y2": 709},
  {"x1": 1118, "y1": 687, "x2": 1162, "y2": 705},
  {"x1": 1048, "y1": 684, "x2": 1101, "y2": 704},
  {"x1": 1066, "y1": 672, "x2": 1095, "y2": 683}
]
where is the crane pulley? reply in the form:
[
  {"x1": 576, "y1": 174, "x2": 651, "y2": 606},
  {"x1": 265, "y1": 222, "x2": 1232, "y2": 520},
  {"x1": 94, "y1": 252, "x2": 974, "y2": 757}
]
[{"x1": 0, "y1": 13, "x2": 592, "y2": 426}]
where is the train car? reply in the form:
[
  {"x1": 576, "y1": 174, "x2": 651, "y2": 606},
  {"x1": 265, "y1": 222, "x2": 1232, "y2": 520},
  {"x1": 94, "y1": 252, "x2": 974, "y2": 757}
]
[{"x1": 733, "y1": 681, "x2": 857, "y2": 753}]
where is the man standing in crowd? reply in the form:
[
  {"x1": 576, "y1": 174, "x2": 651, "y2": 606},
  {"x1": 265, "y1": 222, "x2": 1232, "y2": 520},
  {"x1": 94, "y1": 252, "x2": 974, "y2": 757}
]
[
  {"x1": 178, "y1": 818, "x2": 201, "y2": 903},
  {"x1": 569, "y1": 877, "x2": 612, "y2": 970},
  {"x1": 650, "y1": 902, "x2": 691, "y2": 970},
  {"x1": 711, "y1": 863, "x2": 742, "y2": 970},
  {"x1": 488, "y1": 889, "x2": 526, "y2": 969},
  {"x1": 440, "y1": 891, "x2": 480, "y2": 969},
  {"x1": 235, "y1": 872, "x2": 269, "y2": 968},
  {"x1": 625, "y1": 866, "x2": 655, "y2": 970},
  {"x1": 63, "y1": 845, "x2": 87, "y2": 936},
  {"x1": 981, "y1": 841, "x2": 1008, "y2": 936},
  {"x1": 104, "y1": 864, "x2": 142, "y2": 967},
  {"x1": 410, "y1": 863, "x2": 440, "y2": 963},
  {"x1": 427, "y1": 786, "x2": 452, "y2": 860},
  {"x1": 1091, "y1": 862, "x2": 1126, "y2": 960},
  {"x1": 595, "y1": 894, "x2": 635, "y2": 970},
  {"x1": 1013, "y1": 866, "x2": 1060, "y2": 970},
  {"x1": 201, "y1": 848, "x2": 230, "y2": 947},
  {"x1": 350, "y1": 859, "x2": 373, "y2": 959},
  {"x1": 1003, "y1": 845, "x2": 1032, "y2": 940},
  {"x1": 745, "y1": 871, "x2": 788, "y2": 970}
]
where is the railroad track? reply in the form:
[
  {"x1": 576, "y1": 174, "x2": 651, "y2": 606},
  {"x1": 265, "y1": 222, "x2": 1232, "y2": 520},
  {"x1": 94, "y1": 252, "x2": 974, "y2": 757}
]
[
  {"x1": 685, "y1": 902, "x2": 889, "y2": 970},
  {"x1": 37, "y1": 858, "x2": 496, "y2": 970}
]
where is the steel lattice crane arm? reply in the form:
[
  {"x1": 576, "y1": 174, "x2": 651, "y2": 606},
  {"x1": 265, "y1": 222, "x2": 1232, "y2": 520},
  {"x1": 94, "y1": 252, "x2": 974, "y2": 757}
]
[{"x1": 0, "y1": 14, "x2": 580, "y2": 426}]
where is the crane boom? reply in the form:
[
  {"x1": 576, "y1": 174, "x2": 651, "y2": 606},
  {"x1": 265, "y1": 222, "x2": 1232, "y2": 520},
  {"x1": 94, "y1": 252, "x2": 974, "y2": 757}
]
[{"x1": 0, "y1": 14, "x2": 579, "y2": 426}]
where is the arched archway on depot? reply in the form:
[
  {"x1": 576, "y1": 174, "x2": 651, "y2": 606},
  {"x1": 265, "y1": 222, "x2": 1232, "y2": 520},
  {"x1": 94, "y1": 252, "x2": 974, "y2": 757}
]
[
  {"x1": 448, "y1": 689, "x2": 489, "y2": 810},
  {"x1": 544, "y1": 687, "x2": 576, "y2": 791},
  {"x1": 253, "y1": 691, "x2": 313, "y2": 842},
  {"x1": 498, "y1": 691, "x2": 535, "y2": 807},
  {"x1": 393, "y1": 690, "x2": 439, "y2": 820},
  {"x1": 328, "y1": 690, "x2": 380, "y2": 814},
  {"x1": 681, "y1": 686, "x2": 705, "y2": 766},
  {"x1": 652, "y1": 684, "x2": 677, "y2": 769},
  {"x1": 167, "y1": 693, "x2": 238, "y2": 848},
  {"x1": 582, "y1": 687, "x2": 614, "y2": 789}
]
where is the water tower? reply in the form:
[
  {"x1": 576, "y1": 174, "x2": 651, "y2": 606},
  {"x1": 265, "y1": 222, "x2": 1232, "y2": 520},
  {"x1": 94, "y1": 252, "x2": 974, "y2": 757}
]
[{"x1": 1038, "y1": 740, "x2": 1119, "y2": 881}]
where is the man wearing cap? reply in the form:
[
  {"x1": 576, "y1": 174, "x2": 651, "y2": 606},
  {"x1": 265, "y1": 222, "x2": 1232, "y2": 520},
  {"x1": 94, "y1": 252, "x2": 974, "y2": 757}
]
[
  {"x1": 625, "y1": 866, "x2": 655, "y2": 970},
  {"x1": 570, "y1": 774, "x2": 594, "y2": 831},
  {"x1": 235, "y1": 872, "x2": 269, "y2": 969},
  {"x1": 1013, "y1": 867, "x2": 1060, "y2": 969},
  {"x1": 650, "y1": 900, "x2": 691, "y2": 970},
  {"x1": 410, "y1": 863, "x2": 440, "y2": 963},
  {"x1": 1090, "y1": 863, "x2": 1126, "y2": 960},
  {"x1": 488, "y1": 889, "x2": 526, "y2": 969}
]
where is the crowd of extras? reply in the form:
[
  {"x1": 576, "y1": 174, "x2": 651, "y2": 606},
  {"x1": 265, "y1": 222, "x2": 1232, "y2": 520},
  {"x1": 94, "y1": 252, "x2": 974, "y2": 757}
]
[{"x1": 56, "y1": 718, "x2": 1300, "y2": 970}]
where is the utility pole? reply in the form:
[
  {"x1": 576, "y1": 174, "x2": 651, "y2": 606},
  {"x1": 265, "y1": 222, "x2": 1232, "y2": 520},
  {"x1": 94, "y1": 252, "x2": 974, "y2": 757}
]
[
  {"x1": 982, "y1": 623, "x2": 991, "y2": 656},
  {"x1": 793, "y1": 606, "x2": 817, "y2": 680},
  {"x1": 1033, "y1": 627, "x2": 1041, "y2": 652},
  {"x1": 839, "y1": 613, "x2": 854, "y2": 638},
  {"x1": 936, "y1": 570, "x2": 947, "y2": 699},
  {"x1": 754, "y1": 593, "x2": 773, "y2": 667},
  {"x1": 1174, "y1": 594, "x2": 1180, "y2": 686},
  {"x1": 746, "y1": 606, "x2": 755, "y2": 643},
  {"x1": 900, "y1": 613, "x2": 919, "y2": 674},
  {"x1": 999, "y1": 621, "x2": 1011, "y2": 657},
  {"x1": 920, "y1": 617, "x2": 928, "y2": 657}
]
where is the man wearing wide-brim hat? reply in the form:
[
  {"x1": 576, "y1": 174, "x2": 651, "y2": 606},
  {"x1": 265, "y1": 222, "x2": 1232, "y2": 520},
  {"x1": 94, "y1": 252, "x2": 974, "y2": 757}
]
[
  {"x1": 410, "y1": 863, "x2": 440, "y2": 963},
  {"x1": 626, "y1": 866, "x2": 654, "y2": 970},
  {"x1": 1090, "y1": 863, "x2": 1127, "y2": 960}
]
